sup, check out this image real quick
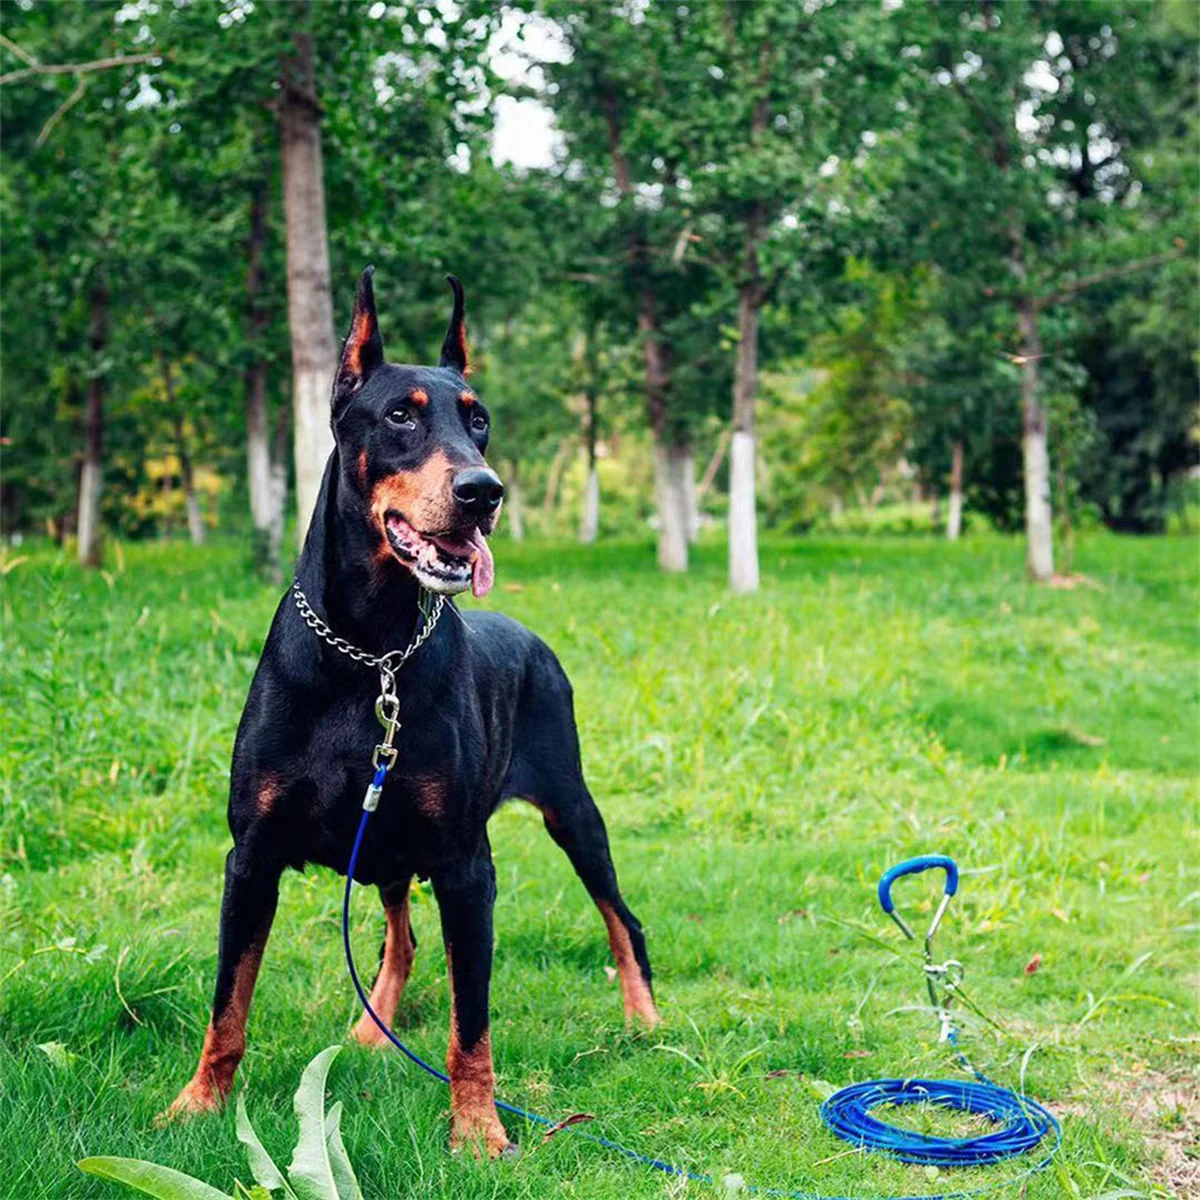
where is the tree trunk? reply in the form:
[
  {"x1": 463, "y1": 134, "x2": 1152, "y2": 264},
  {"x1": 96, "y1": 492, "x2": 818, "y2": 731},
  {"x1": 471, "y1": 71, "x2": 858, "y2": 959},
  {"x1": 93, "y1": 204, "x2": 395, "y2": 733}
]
[
  {"x1": 542, "y1": 437, "x2": 572, "y2": 531},
  {"x1": 580, "y1": 340, "x2": 600, "y2": 544},
  {"x1": 681, "y1": 446, "x2": 699, "y2": 542},
  {"x1": 506, "y1": 459, "x2": 524, "y2": 542},
  {"x1": 580, "y1": 465, "x2": 600, "y2": 544},
  {"x1": 244, "y1": 176, "x2": 273, "y2": 559},
  {"x1": 163, "y1": 354, "x2": 205, "y2": 546},
  {"x1": 605, "y1": 83, "x2": 685, "y2": 573},
  {"x1": 279, "y1": 31, "x2": 336, "y2": 546},
  {"x1": 729, "y1": 272, "x2": 762, "y2": 594},
  {"x1": 1016, "y1": 296, "x2": 1054, "y2": 580},
  {"x1": 727, "y1": 48, "x2": 772, "y2": 594},
  {"x1": 77, "y1": 276, "x2": 108, "y2": 567},
  {"x1": 266, "y1": 402, "x2": 290, "y2": 585},
  {"x1": 654, "y1": 441, "x2": 689, "y2": 573},
  {"x1": 1008, "y1": 224, "x2": 1054, "y2": 581},
  {"x1": 947, "y1": 439, "x2": 964, "y2": 541}
]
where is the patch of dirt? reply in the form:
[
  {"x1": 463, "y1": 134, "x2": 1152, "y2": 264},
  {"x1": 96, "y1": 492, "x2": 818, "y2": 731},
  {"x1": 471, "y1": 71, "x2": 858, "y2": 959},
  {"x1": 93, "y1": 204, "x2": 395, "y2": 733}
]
[{"x1": 1061, "y1": 1064, "x2": 1199, "y2": 1197}]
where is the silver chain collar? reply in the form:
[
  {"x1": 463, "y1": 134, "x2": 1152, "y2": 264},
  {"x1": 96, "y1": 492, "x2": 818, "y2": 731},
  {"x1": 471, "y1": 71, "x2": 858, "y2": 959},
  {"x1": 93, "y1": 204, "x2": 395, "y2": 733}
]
[
  {"x1": 291, "y1": 579, "x2": 446, "y2": 782},
  {"x1": 291, "y1": 579, "x2": 445, "y2": 675}
]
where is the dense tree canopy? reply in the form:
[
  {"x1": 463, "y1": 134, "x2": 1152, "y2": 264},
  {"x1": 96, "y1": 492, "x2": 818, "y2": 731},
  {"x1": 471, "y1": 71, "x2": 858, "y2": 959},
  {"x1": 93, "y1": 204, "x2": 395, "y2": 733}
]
[{"x1": 1, "y1": 0, "x2": 1194, "y2": 580}]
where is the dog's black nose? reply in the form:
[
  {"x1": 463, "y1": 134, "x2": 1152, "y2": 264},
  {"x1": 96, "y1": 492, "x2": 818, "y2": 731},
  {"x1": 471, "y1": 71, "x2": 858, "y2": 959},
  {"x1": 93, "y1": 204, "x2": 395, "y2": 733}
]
[{"x1": 452, "y1": 467, "x2": 504, "y2": 515}]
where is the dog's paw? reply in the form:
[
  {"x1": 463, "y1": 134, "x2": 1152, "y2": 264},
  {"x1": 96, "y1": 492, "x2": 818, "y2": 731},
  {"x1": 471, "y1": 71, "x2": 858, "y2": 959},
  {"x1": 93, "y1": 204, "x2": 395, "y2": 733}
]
[
  {"x1": 450, "y1": 1114, "x2": 515, "y2": 1160},
  {"x1": 624, "y1": 993, "x2": 662, "y2": 1030},
  {"x1": 349, "y1": 1014, "x2": 392, "y2": 1049},
  {"x1": 154, "y1": 1081, "x2": 223, "y2": 1126}
]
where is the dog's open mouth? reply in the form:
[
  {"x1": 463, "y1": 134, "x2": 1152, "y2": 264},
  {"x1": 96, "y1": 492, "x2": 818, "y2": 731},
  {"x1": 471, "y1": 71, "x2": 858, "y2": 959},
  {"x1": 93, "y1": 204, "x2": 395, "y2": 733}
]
[{"x1": 384, "y1": 513, "x2": 495, "y2": 598}]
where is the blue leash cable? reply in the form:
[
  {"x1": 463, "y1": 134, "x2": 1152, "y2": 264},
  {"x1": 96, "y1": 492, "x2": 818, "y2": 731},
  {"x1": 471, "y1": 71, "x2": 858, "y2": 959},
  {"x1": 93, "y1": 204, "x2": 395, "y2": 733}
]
[{"x1": 343, "y1": 780, "x2": 1059, "y2": 1198}]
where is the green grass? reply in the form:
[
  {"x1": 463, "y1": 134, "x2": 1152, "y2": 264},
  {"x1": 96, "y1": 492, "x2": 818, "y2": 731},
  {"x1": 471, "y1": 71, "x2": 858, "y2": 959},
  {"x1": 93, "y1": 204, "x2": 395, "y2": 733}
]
[{"x1": 1, "y1": 531, "x2": 1197, "y2": 1198}]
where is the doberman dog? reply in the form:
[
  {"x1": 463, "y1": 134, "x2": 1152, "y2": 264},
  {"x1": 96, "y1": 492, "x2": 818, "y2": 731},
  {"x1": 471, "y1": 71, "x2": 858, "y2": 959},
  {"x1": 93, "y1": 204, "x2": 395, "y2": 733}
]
[{"x1": 163, "y1": 269, "x2": 659, "y2": 1156}]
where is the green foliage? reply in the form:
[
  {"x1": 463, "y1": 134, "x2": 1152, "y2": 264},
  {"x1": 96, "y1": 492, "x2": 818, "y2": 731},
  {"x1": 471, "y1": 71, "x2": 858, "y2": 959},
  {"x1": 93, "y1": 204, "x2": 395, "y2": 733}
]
[{"x1": 76, "y1": 1046, "x2": 361, "y2": 1200}]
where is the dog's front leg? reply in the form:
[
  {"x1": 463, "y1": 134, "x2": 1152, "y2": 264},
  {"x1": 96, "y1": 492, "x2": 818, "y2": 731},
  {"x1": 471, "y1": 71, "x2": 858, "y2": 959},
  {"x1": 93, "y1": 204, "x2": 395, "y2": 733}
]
[
  {"x1": 162, "y1": 837, "x2": 282, "y2": 1120},
  {"x1": 433, "y1": 851, "x2": 513, "y2": 1158}
]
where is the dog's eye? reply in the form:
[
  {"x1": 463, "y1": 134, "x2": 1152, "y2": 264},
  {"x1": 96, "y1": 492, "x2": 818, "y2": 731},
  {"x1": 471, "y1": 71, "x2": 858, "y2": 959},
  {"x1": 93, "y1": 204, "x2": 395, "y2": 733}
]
[
  {"x1": 387, "y1": 406, "x2": 416, "y2": 429},
  {"x1": 470, "y1": 413, "x2": 489, "y2": 433}
]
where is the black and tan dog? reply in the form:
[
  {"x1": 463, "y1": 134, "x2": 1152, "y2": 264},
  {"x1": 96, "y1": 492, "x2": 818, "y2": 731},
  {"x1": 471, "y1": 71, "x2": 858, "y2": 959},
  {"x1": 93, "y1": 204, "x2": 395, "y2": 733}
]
[{"x1": 164, "y1": 269, "x2": 659, "y2": 1156}]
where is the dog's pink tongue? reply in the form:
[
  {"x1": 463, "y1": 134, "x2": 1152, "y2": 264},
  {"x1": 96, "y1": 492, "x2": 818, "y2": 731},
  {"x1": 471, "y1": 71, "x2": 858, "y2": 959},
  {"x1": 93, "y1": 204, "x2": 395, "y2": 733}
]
[{"x1": 468, "y1": 528, "x2": 494, "y2": 598}]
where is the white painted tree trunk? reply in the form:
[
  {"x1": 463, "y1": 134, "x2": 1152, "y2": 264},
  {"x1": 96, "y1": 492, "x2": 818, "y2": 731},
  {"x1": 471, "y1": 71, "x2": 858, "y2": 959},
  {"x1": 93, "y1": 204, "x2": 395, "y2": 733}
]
[
  {"x1": 681, "y1": 447, "x2": 699, "y2": 543},
  {"x1": 654, "y1": 441, "x2": 689, "y2": 573},
  {"x1": 947, "y1": 439, "x2": 964, "y2": 541},
  {"x1": 266, "y1": 458, "x2": 288, "y2": 585},
  {"x1": 77, "y1": 457, "x2": 102, "y2": 567},
  {"x1": 729, "y1": 431, "x2": 759, "y2": 593},
  {"x1": 244, "y1": 180, "x2": 272, "y2": 549},
  {"x1": 580, "y1": 464, "x2": 600, "y2": 544},
  {"x1": 185, "y1": 491, "x2": 205, "y2": 546},
  {"x1": 507, "y1": 469, "x2": 525, "y2": 542},
  {"x1": 265, "y1": 412, "x2": 289, "y2": 586},
  {"x1": 279, "y1": 33, "x2": 336, "y2": 547},
  {"x1": 246, "y1": 367, "x2": 272, "y2": 535},
  {"x1": 78, "y1": 278, "x2": 107, "y2": 567},
  {"x1": 729, "y1": 275, "x2": 761, "y2": 595},
  {"x1": 1017, "y1": 298, "x2": 1054, "y2": 580}
]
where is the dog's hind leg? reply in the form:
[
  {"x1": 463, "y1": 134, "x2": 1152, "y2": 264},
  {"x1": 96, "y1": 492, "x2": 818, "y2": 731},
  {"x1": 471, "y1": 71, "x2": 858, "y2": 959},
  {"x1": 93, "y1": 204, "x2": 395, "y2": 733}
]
[
  {"x1": 161, "y1": 834, "x2": 283, "y2": 1120},
  {"x1": 530, "y1": 782, "x2": 661, "y2": 1028},
  {"x1": 350, "y1": 876, "x2": 416, "y2": 1048}
]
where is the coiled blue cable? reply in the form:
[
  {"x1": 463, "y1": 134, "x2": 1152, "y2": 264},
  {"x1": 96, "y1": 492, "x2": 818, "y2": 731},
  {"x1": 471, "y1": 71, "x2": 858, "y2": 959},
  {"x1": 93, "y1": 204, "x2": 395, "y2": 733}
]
[
  {"x1": 343, "y1": 805, "x2": 1059, "y2": 1197},
  {"x1": 819, "y1": 1075, "x2": 1059, "y2": 1166}
]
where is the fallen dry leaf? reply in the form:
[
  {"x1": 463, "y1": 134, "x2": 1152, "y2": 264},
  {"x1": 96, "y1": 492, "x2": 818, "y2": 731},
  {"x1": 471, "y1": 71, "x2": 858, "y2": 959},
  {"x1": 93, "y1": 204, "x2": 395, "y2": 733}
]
[
  {"x1": 538, "y1": 1113, "x2": 595, "y2": 1146},
  {"x1": 1024, "y1": 953, "x2": 1043, "y2": 976}
]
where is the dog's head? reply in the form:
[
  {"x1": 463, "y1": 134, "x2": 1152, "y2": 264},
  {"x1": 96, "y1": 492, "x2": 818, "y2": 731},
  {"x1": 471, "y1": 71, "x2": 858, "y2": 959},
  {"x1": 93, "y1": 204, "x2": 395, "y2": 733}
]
[{"x1": 332, "y1": 267, "x2": 502, "y2": 598}]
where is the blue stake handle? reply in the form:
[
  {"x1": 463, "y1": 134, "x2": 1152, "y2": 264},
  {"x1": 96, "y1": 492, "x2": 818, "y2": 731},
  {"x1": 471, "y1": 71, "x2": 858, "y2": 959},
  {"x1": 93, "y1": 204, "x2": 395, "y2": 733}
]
[{"x1": 877, "y1": 855, "x2": 959, "y2": 915}]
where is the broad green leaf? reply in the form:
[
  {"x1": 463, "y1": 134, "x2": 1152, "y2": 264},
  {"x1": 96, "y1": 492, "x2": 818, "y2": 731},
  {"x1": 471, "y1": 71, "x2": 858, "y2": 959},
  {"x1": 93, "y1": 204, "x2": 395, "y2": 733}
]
[
  {"x1": 324, "y1": 1102, "x2": 363, "y2": 1200},
  {"x1": 235, "y1": 1092, "x2": 295, "y2": 1197},
  {"x1": 37, "y1": 1041, "x2": 77, "y2": 1069},
  {"x1": 77, "y1": 1157, "x2": 231, "y2": 1200},
  {"x1": 286, "y1": 1046, "x2": 341, "y2": 1200}
]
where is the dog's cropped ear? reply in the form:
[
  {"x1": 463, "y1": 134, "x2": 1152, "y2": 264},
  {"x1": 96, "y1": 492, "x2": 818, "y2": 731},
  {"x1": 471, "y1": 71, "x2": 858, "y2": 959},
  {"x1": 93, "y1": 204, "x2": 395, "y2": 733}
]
[
  {"x1": 438, "y1": 274, "x2": 470, "y2": 377},
  {"x1": 333, "y1": 266, "x2": 385, "y2": 412}
]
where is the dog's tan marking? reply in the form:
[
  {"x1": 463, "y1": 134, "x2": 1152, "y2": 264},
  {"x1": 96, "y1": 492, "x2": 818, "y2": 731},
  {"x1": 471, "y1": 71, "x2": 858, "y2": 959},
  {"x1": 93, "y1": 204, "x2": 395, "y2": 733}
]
[
  {"x1": 445, "y1": 946, "x2": 510, "y2": 1157},
  {"x1": 345, "y1": 308, "x2": 376, "y2": 376},
  {"x1": 254, "y1": 777, "x2": 280, "y2": 818},
  {"x1": 409, "y1": 387, "x2": 429, "y2": 407},
  {"x1": 161, "y1": 934, "x2": 268, "y2": 1120},
  {"x1": 526, "y1": 797, "x2": 560, "y2": 834},
  {"x1": 458, "y1": 389, "x2": 476, "y2": 406},
  {"x1": 369, "y1": 449, "x2": 455, "y2": 540},
  {"x1": 448, "y1": 325, "x2": 471, "y2": 378},
  {"x1": 413, "y1": 776, "x2": 447, "y2": 820},
  {"x1": 357, "y1": 448, "x2": 369, "y2": 491},
  {"x1": 351, "y1": 880, "x2": 416, "y2": 1048},
  {"x1": 596, "y1": 900, "x2": 661, "y2": 1027}
]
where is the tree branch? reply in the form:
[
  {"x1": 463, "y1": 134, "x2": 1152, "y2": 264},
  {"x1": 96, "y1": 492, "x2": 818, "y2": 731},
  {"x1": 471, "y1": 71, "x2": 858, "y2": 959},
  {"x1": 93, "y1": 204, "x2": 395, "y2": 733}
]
[
  {"x1": 36, "y1": 76, "x2": 87, "y2": 146},
  {"x1": 0, "y1": 51, "x2": 159, "y2": 86},
  {"x1": 1037, "y1": 248, "x2": 1187, "y2": 309}
]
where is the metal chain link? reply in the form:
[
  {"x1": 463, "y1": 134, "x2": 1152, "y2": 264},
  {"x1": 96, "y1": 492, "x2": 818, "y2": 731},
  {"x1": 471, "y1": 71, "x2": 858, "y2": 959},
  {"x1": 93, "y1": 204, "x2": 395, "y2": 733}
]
[{"x1": 291, "y1": 579, "x2": 445, "y2": 675}]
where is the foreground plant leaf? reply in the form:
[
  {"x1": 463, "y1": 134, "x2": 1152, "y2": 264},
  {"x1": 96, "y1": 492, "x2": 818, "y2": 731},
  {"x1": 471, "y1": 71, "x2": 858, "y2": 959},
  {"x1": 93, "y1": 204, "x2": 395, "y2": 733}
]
[
  {"x1": 77, "y1": 1157, "x2": 231, "y2": 1200},
  {"x1": 324, "y1": 1101, "x2": 364, "y2": 1200},
  {"x1": 286, "y1": 1045, "x2": 342, "y2": 1200},
  {"x1": 235, "y1": 1092, "x2": 295, "y2": 1197}
]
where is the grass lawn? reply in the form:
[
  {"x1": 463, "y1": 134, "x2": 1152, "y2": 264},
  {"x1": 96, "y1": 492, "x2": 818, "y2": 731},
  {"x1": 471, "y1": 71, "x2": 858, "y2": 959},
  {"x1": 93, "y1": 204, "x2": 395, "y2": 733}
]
[{"x1": 1, "y1": 531, "x2": 1196, "y2": 1199}]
